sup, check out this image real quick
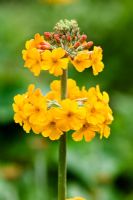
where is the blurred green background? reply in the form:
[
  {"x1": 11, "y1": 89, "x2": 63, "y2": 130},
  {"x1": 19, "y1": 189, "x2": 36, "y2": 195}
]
[{"x1": 0, "y1": 0, "x2": 133, "y2": 199}]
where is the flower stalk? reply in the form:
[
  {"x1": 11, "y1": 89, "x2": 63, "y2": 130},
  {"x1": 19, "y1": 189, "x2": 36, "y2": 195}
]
[{"x1": 58, "y1": 69, "x2": 67, "y2": 200}]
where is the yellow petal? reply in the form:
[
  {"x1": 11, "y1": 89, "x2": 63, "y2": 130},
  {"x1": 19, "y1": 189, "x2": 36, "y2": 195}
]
[{"x1": 52, "y1": 48, "x2": 66, "y2": 59}]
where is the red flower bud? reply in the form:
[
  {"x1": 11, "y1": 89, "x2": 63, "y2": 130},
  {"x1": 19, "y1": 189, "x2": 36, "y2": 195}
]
[
  {"x1": 74, "y1": 41, "x2": 80, "y2": 48},
  {"x1": 37, "y1": 42, "x2": 51, "y2": 50},
  {"x1": 41, "y1": 44, "x2": 51, "y2": 50},
  {"x1": 62, "y1": 35, "x2": 66, "y2": 40},
  {"x1": 83, "y1": 41, "x2": 93, "y2": 49},
  {"x1": 80, "y1": 34, "x2": 87, "y2": 42},
  {"x1": 54, "y1": 34, "x2": 60, "y2": 42},
  {"x1": 44, "y1": 32, "x2": 51, "y2": 39},
  {"x1": 86, "y1": 41, "x2": 93, "y2": 48},
  {"x1": 67, "y1": 35, "x2": 71, "y2": 42}
]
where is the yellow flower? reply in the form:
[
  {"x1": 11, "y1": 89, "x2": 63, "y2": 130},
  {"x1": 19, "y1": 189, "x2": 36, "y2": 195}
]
[
  {"x1": 13, "y1": 93, "x2": 32, "y2": 133},
  {"x1": 98, "y1": 107, "x2": 113, "y2": 139},
  {"x1": 46, "y1": 79, "x2": 80, "y2": 101},
  {"x1": 85, "y1": 101, "x2": 106, "y2": 125},
  {"x1": 67, "y1": 197, "x2": 86, "y2": 200},
  {"x1": 56, "y1": 99, "x2": 86, "y2": 131},
  {"x1": 71, "y1": 51, "x2": 91, "y2": 72},
  {"x1": 89, "y1": 46, "x2": 104, "y2": 75},
  {"x1": 41, "y1": 48, "x2": 69, "y2": 76},
  {"x1": 22, "y1": 48, "x2": 42, "y2": 76},
  {"x1": 42, "y1": 108, "x2": 63, "y2": 140},
  {"x1": 13, "y1": 94, "x2": 27, "y2": 125},
  {"x1": 25, "y1": 33, "x2": 44, "y2": 50},
  {"x1": 29, "y1": 96, "x2": 47, "y2": 130},
  {"x1": 72, "y1": 121, "x2": 96, "y2": 142}
]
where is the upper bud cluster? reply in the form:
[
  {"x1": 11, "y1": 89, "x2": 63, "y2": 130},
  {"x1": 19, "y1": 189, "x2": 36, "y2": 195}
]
[
  {"x1": 43, "y1": 19, "x2": 94, "y2": 57},
  {"x1": 54, "y1": 19, "x2": 80, "y2": 36}
]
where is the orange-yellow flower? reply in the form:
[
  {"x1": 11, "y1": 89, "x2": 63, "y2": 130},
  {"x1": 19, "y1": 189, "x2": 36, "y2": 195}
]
[
  {"x1": 42, "y1": 108, "x2": 63, "y2": 140},
  {"x1": 25, "y1": 33, "x2": 44, "y2": 50},
  {"x1": 89, "y1": 46, "x2": 104, "y2": 75},
  {"x1": 13, "y1": 94, "x2": 27, "y2": 126},
  {"x1": 41, "y1": 48, "x2": 69, "y2": 76},
  {"x1": 72, "y1": 121, "x2": 96, "y2": 142},
  {"x1": 56, "y1": 99, "x2": 86, "y2": 131},
  {"x1": 22, "y1": 48, "x2": 42, "y2": 76},
  {"x1": 67, "y1": 197, "x2": 86, "y2": 200},
  {"x1": 46, "y1": 79, "x2": 80, "y2": 101},
  {"x1": 71, "y1": 51, "x2": 91, "y2": 72}
]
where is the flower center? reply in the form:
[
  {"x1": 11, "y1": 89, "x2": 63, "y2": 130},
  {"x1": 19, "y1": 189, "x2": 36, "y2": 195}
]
[
  {"x1": 67, "y1": 112, "x2": 73, "y2": 117},
  {"x1": 52, "y1": 58, "x2": 58, "y2": 64},
  {"x1": 50, "y1": 121, "x2": 56, "y2": 126},
  {"x1": 35, "y1": 107, "x2": 40, "y2": 112}
]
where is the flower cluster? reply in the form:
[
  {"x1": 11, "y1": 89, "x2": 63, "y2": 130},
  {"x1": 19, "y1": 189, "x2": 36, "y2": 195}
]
[
  {"x1": 22, "y1": 20, "x2": 104, "y2": 76},
  {"x1": 13, "y1": 79, "x2": 113, "y2": 142}
]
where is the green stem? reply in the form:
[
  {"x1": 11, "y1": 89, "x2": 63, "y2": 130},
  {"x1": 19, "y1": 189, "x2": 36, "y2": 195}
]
[{"x1": 58, "y1": 69, "x2": 67, "y2": 200}]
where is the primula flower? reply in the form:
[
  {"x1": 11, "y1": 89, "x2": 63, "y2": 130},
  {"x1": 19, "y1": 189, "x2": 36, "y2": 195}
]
[
  {"x1": 71, "y1": 51, "x2": 91, "y2": 72},
  {"x1": 72, "y1": 121, "x2": 97, "y2": 142},
  {"x1": 89, "y1": 46, "x2": 104, "y2": 75},
  {"x1": 46, "y1": 79, "x2": 80, "y2": 100},
  {"x1": 25, "y1": 33, "x2": 44, "y2": 50},
  {"x1": 42, "y1": 108, "x2": 63, "y2": 140},
  {"x1": 56, "y1": 99, "x2": 86, "y2": 131},
  {"x1": 67, "y1": 197, "x2": 86, "y2": 200},
  {"x1": 22, "y1": 48, "x2": 42, "y2": 76},
  {"x1": 41, "y1": 48, "x2": 69, "y2": 76},
  {"x1": 13, "y1": 94, "x2": 27, "y2": 125}
]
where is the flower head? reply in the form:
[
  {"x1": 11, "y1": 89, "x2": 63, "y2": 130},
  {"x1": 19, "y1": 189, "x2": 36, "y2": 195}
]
[
  {"x1": 22, "y1": 20, "x2": 105, "y2": 77},
  {"x1": 13, "y1": 81, "x2": 113, "y2": 142},
  {"x1": 41, "y1": 48, "x2": 69, "y2": 76}
]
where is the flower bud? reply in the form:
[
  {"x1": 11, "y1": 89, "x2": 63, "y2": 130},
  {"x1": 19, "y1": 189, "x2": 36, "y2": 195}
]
[
  {"x1": 83, "y1": 41, "x2": 93, "y2": 49},
  {"x1": 67, "y1": 35, "x2": 71, "y2": 42},
  {"x1": 37, "y1": 42, "x2": 51, "y2": 50},
  {"x1": 62, "y1": 35, "x2": 66, "y2": 40},
  {"x1": 74, "y1": 41, "x2": 80, "y2": 48},
  {"x1": 54, "y1": 34, "x2": 60, "y2": 43},
  {"x1": 44, "y1": 32, "x2": 51, "y2": 39},
  {"x1": 80, "y1": 34, "x2": 87, "y2": 42},
  {"x1": 41, "y1": 43, "x2": 51, "y2": 50}
]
